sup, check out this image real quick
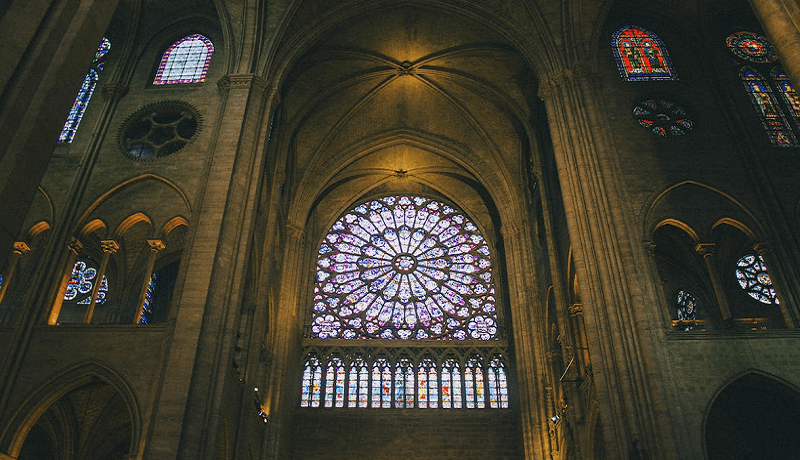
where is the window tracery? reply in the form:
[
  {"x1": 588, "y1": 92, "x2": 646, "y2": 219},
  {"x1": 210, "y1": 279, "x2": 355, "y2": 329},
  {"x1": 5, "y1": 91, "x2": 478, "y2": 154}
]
[
  {"x1": 612, "y1": 26, "x2": 677, "y2": 81},
  {"x1": 735, "y1": 254, "x2": 779, "y2": 305},
  {"x1": 312, "y1": 195, "x2": 498, "y2": 341},
  {"x1": 153, "y1": 34, "x2": 214, "y2": 85}
]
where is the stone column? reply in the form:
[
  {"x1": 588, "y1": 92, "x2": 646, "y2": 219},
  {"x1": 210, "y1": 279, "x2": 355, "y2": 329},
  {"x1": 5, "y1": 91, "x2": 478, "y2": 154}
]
[
  {"x1": 568, "y1": 303, "x2": 590, "y2": 377},
  {"x1": 132, "y1": 239, "x2": 165, "y2": 324},
  {"x1": 695, "y1": 243, "x2": 733, "y2": 321},
  {"x1": 47, "y1": 238, "x2": 83, "y2": 325},
  {"x1": 0, "y1": 242, "x2": 31, "y2": 305},
  {"x1": 538, "y1": 68, "x2": 675, "y2": 459},
  {"x1": 749, "y1": 0, "x2": 800, "y2": 86},
  {"x1": 83, "y1": 240, "x2": 118, "y2": 324}
]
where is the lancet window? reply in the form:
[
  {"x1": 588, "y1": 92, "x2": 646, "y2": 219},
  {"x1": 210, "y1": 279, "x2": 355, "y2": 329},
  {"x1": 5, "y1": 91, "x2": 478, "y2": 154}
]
[{"x1": 58, "y1": 37, "x2": 111, "y2": 143}]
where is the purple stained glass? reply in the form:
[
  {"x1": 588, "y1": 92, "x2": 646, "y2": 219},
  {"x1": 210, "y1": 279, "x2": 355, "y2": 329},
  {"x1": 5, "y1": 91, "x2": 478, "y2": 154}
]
[
  {"x1": 153, "y1": 34, "x2": 214, "y2": 85},
  {"x1": 735, "y1": 254, "x2": 779, "y2": 305},
  {"x1": 312, "y1": 195, "x2": 498, "y2": 340},
  {"x1": 58, "y1": 37, "x2": 111, "y2": 143}
]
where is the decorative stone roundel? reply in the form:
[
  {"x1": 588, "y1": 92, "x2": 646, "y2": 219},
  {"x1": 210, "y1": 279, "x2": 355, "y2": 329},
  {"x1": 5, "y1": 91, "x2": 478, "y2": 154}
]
[
  {"x1": 312, "y1": 195, "x2": 498, "y2": 341},
  {"x1": 118, "y1": 101, "x2": 201, "y2": 160},
  {"x1": 633, "y1": 99, "x2": 693, "y2": 137},
  {"x1": 726, "y1": 32, "x2": 777, "y2": 64}
]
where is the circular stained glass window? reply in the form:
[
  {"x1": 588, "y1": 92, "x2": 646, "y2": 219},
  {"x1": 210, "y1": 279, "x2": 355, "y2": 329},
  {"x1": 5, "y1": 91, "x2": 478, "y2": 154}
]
[
  {"x1": 735, "y1": 253, "x2": 779, "y2": 305},
  {"x1": 726, "y1": 32, "x2": 777, "y2": 64},
  {"x1": 633, "y1": 99, "x2": 693, "y2": 137},
  {"x1": 312, "y1": 195, "x2": 498, "y2": 341}
]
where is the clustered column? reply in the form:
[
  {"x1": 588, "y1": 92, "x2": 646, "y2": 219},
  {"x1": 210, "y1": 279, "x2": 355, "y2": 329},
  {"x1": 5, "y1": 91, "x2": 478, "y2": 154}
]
[
  {"x1": 132, "y1": 239, "x2": 165, "y2": 324},
  {"x1": 694, "y1": 243, "x2": 733, "y2": 320}
]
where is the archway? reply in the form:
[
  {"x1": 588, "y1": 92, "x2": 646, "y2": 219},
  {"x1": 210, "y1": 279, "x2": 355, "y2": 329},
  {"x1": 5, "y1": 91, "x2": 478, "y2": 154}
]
[{"x1": 705, "y1": 373, "x2": 800, "y2": 459}]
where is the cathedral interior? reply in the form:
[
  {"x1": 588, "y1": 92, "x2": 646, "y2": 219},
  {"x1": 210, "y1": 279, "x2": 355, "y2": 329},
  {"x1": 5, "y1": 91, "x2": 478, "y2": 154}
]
[{"x1": 3, "y1": 0, "x2": 800, "y2": 459}]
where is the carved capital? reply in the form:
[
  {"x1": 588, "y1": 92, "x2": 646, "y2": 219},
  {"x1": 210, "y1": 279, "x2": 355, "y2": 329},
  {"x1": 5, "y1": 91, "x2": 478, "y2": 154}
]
[
  {"x1": 643, "y1": 241, "x2": 656, "y2": 256},
  {"x1": 102, "y1": 83, "x2": 128, "y2": 100},
  {"x1": 218, "y1": 74, "x2": 269, "y2": 93},
  {"x1": 147, "y1": 239, "x2": 166, "y2": 252},
  {"x1": 100, "y1": 240, "x2": 120, "y2": 254},
  {"x1": 13, "y1": 241, "x2": 31, "y2": 255},
  {"x1": 753, "y1": 241, "x2": 771, "y2": 255},
  {"x1": 568, "y1": 303, "x2": 583, "y2": 317},
  {"x1": 695, "y1": 242, "x2": 716, "y2": 258},
  {"x1": 66, "y1": 237, "x2": 83, "y2": 255}
]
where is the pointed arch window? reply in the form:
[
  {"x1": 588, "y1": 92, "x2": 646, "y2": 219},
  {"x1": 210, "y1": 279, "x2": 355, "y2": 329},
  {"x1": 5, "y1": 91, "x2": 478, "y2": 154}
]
[
  {"x1": 58, "y1": 37, "x2": 111, "y2": 143},
  {"x1": 153, "y1": 34, "x2": 214, "y2": 85},
  {"x1": 740, "y1": 67, "x2": 799, "y2": 146},
  {"x1": 612, "y1": 26, "x2": 677, "y2": 81},
  {"x1": 300, "y1": 354, "x2": 323, "y2": 407}
]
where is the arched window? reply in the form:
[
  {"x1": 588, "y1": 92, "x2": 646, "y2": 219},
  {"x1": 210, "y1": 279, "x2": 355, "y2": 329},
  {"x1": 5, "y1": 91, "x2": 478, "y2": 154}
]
[
  {"x1": 58, "y1": 259, "x2": 109, "y2": 323},
  {"x1": 739, "y1": 67, "x2": 798, "y2": 146},
  {"x1": 772, "y1": 68, "x2": 800, "y2": 120},
  {"x1": 735, "y1": 253, "x2": 779, "y2": 305},
  {"x1": 153, "y1": 34, "x2": 214, "y2": 85},
  {"x1": 302, "y1": 195, "x2": 509, "y2": 410},
  {"x1": 612, "y1": 26, "x2": 677, "y2": 81},
  {"x1": 58, "y1": 37, "x2": 111, "y2": 143}
]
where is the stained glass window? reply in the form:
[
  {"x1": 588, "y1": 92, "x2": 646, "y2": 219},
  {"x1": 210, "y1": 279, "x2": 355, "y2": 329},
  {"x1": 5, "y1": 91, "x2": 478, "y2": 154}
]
[
  {"x1": 348, "y1": 356, "x2": 370, "y2": 408},
  {"x1": 58, "y1": 37, "x2": 111, "y2": 143},
  {"x1": 727, "y1": 32, "x2": 777, "y2": 64},
  {"x1": 442, "y1": 357, "x2": 462, "y2": 408},
  {"x1": 324, "y1": 355, "x2": 346, "y2": 408},
  {"x1": 772, "y1": 68, "x2": 800, "y2": 119},
  {"x1": 418, "y1": 357, "x2": 438, "y2": 408},
  {"x1": 371, "y1": 357, "x2": 392, "y2": 408},
  {"x1": 487, "y1": 355, "x2": 509, "y2": 409},
  {"x1": 63, "y1": 260, "x2": 108, "y2": 305},
  {"x1": 153, "y1": 34, "x2": 214, "y2": 85},
  {"x1": 300, "y1": 354, "x2": 322, "y2": 407},
  {"x1": 312, "y1": 195, "x2": 497, "y2": 341},
  {"x1": 633, "y1": 99, "x2": 693, "y2": 137},
  {"x1": 138, "y1": 272, "x2": 160, "y2": 324},
  {"x1": 612, "y1": 26, "x2": 677, "y2": 81},
  {"x1": 676, "y1": 290, "x2": 698, "y2": 321},
  {"x1": 735, "y1": 254, "x2": 779, "y2": 305},
  {"x1": 740, "y1": 67, "x2": 799, "y2": 146},
  {"x1": 464, "y1": 355, "x2": 485, "y2": 409}
]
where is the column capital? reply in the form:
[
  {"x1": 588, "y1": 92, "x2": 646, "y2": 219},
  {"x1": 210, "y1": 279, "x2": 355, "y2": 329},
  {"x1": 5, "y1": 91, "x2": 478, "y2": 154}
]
[
  {"x1": 753, "y1": 241, "x2": 771, "y2": 255},
  {"x1": 101, "y1": 83, "x2": 129, "y2": 100},
  {"x1": 568, "y1": 303, "x2": 583, "y2": 317},
  {"x1": 100, "y1": 240, "x2": 120, "y2": 254},
  {"x1": 12, "y1": 241, "x2": 31, "y2": 255},
  {"x1": 642, "y1": 241, "x2": 656, "y2": 256},
  {"x1": 695, "y1": 242, "x2": 716, "y2": 258},
  {"x1": 217, "y1": 74, "x2": 269, "y2": 93},
  {"x1": 147, "y1": 239, "x2": 166, "y2": 252},
  {"x1": 66, "y1": 237, "x2": 83, "y2": 255}
]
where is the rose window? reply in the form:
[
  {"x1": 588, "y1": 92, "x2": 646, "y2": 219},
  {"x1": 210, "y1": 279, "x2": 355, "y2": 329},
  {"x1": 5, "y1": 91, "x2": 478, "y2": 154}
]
[
  {"x1": 633, "y1": 99, "x2": 693, "y2": 137},
  {"x1": 735, "y1": 253, "x2": 779, "y2": 305},
  {"x1": 726, "y1": 32, "x2": 777, "y2": 64},
  {"x1": 311, "y1": 195, "x2": 498, "y2": 340}
]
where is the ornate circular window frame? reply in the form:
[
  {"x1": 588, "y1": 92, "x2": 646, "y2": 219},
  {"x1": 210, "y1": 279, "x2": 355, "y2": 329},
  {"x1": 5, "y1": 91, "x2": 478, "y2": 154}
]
[
  {"x1": 117, "y1": 100, "x2": 202, "y2": 161},
  {"x1": 633, "y1": 99, "x2": 693, "y2": 137}
]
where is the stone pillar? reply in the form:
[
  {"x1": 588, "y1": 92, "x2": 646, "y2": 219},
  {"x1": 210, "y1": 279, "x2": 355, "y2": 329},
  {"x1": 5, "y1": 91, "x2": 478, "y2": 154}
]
[
  {"x1": 83, "y1": 239, "x2": 118, "y2": 324},
  {"x1": 568, "y1": 303, "x2": 590, "y2": 376},
  {"x1": 47, "y1": 238, "x2": 83, "y2": 325},
  {"x1": 753, "y1": 242, "x2": 796, "y2": 327},
  {"x1": 695, "y1": 243, "x2": 733, "y2": 321},
  {"x1": 132, "y1": 239, "x2": 165, "y2": 324},
  {"x1": 0, "y1": 0, "x2": 120, "y2": 264},
  {"x1": 0, "y1": 242, "x2": 31, "y2": 305},
  {"x1": 538, "y1": 68, "x2": 675, "y2": 459},
  {"x1": 146, "y1": 74, "x2": 270, "y2": 460},
  {"x1": 749, "y1": 0, "x2": 800, "y2": 86}
]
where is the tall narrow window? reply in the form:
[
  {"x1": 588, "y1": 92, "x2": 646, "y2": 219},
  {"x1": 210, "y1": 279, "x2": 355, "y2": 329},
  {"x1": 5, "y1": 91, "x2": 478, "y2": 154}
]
[
  {"x1": 58, "y1": 37, "x2": 111, "y2": 143},
  {"x1": 324, "y1": 355, "x2": 345, "y2": 408},
  {"x1": 347, "y1": 356, "x2": 369, "y2": 408},
  {"x1": 740, "y1": 68, "x2": 798, "y2": 146},
  {"x1": 138, "y1": 272, "x2": 159, "y2": 324},
  {"x1": 300, "y1": 354, "x2": 322, "y2": 408},
  {"x1": 612, "y1": 26, "x2": 677, "y2": 81},
  {"x1": 371, "y1": 357, "x2": 392, "y2": 408},
  {"x1": 394, "y1": 357, "x2": 414, "y2": 408},
  {"x1": 418, "y1": 357, "x2": 438, "y2": 408},
  {"x1": 487, "y1": 355, "x2": 509, "y2": 409},
  {"x1": 153, "y1": 34, "x2": 214, "y2": 85},
  {"x1": 772, "y1": 68, "x2": 800, "y2": 120},
  {"x1": 465, "y1": 355, "x2": 485, "y2": 409},
  {"x1": 441, "y1": 357, "x2": 462, "y2": 408}
]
